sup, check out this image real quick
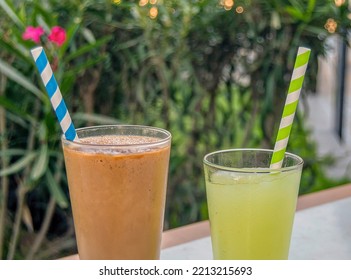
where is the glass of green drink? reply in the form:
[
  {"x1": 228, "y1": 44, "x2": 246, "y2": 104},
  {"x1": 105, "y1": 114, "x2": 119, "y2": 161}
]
[{"x1": 203, "y1": 148, "x2": 303, "y2": 260}]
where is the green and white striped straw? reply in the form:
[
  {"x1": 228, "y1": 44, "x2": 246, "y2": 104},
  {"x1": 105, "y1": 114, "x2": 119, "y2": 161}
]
[{"x1": 270, "y1": 47, "x2": 311, "y2": 169}]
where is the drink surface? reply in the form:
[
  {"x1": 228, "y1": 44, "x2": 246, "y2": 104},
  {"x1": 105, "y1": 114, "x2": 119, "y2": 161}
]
[
  {"x1": 78, "y1": 135, "x2": 160, "y2": 145},
  {"x1": 63, "y1": 135, "x2": 171, "y2": 260},
  {"x1": 206, "y1": 169, "x2": 301, "y2": 260}
]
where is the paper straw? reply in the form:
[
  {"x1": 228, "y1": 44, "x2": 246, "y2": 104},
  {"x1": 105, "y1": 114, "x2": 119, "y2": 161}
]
[
  {"x1": 270, "y1": 47, "x2": 311, "y2": 169},
  {"x1": 31, "y1": 47, "x2": 78, "y2": 141}
]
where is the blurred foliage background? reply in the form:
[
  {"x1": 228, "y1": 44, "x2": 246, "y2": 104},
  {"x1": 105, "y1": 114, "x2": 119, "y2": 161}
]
[{"x1": 0, "y1": 0, "x2": 350, "y2": 259}]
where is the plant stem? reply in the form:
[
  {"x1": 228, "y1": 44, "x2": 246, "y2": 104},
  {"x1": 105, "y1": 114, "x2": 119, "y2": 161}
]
[
  {"x1": 36, "y1": 236, "x2": 76, "y2": 260},
  {"x1": 7, "y1": 99, "x2": 40, "y2": 259},
  {"x1": 26, "y1": 158, "x2": 63, "y2": 259},
  {"x1": 6, "y1": 183, "x2": 26, "y2": 260},
  {"x1": 153, "y1": 57, "x2": 170, "y2": 129},
  {"x1": 26, "y1": 196, "x2": 56, "y2": 259},
  {"x1": 0, "y1": 72, "x2": 9, "y2": 260}
]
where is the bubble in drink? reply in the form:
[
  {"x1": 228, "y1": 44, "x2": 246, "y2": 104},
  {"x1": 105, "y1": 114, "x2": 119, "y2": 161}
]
[{"x1": 79, "y1": 135, "x2": 160, "y2": 145}]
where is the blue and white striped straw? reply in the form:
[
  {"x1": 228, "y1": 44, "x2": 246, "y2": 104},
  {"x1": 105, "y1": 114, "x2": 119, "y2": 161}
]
[{"x1": 31, "y1": 46, "x2": 78, "y2": 141}]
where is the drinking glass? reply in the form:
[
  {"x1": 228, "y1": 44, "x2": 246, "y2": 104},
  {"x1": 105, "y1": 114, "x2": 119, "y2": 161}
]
[
  {"x1": 204, "y1": 148, "x2": 303, "y2": 259},
  {"x1": 62, "y1": 125, "x2": 171, "y2": 259}
]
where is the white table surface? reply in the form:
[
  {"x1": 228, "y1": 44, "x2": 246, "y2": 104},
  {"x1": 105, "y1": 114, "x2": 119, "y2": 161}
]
[{"x1": 161, "y1": 196, "x2": 351, "y2": 260}]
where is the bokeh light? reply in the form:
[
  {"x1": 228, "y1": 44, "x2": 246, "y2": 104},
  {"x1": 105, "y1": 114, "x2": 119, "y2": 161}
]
[
  {"x1": 334, "y1": 0, "x2": 345, "y2": 7},
  {"x1": 149, "y1": 6, "x2": 158, "y2": 19},
  {"x1": 324, "y1": 18, "x2": 338, "y2": 33},
  {"x1": 220, "y1": 0, "x2": 234, "y2": 11},
  {"x1": 139, "y1": 0, "x2": 148, "y2": 6},
  {"x1": 236, "y1": 6, "x2": 244, "y2": 14},
  {"x1": 112, "y1": 0, "x2": 121, "y2": 5}
]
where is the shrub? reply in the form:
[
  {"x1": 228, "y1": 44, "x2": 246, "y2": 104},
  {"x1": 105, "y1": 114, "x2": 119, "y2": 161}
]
[{"x1": 0, "y1": 0, "x2": 350, "y2": 259}]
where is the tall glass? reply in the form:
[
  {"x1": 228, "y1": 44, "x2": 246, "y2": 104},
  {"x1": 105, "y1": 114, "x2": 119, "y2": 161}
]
[
  {"x1": 203, "y1": 149, "x2": 303, "y2": 260},
  {"x1": 61, "y1": 125, "x2": 171, "y2": 259}
]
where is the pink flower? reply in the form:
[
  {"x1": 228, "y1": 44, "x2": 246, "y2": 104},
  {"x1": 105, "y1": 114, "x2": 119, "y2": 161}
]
[
  {"x1": 22, "y1": 26, "x2": 44, "y2": 43},
  {"x1": 48, "y1": 26, "x2": 66, "y2": 46}
]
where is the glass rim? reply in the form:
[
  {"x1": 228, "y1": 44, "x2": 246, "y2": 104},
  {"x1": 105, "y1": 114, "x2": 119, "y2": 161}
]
[
  {"x1": 203, "y1": 148, "x2": 304, "y2": 173},
  {"x1": 61, "y1": 124, "x2": 171, "y2": 149}
]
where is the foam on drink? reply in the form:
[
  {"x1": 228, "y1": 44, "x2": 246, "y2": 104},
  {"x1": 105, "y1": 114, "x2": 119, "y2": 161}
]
[{"x1": 79, "y1": 135, "x2": 160, "y2": 145}]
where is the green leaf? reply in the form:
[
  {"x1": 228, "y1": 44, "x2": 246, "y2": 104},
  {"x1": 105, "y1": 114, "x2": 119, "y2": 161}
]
[
  {"x1": 0, "y1": 0, "x2": 24, "y2": 28},
  {"x1": 287, "y1": 0, "x2": 304, "y2": 11},
  {"x1": 58, "y1": 20, "x2": 81, "y2": 57},
  {"x1": 0, "y1": 95, "x2": 34, "y2": 122},
  {"x1": 0, "y1": 39, "x2": 28, "y2": 62},
  {"x1": 36, "y1": 15, "x2": 51, "y2": 33},
  {"x1": 33, "y1": 2, "x2": 56, "y2": 29},
  {"x1": 82, "y1": 27, "x2": 96, "y2": 44},
  {"x1": 30, "y1": 144, "x2": 49, "y2": 181},
  {"x1": 63, "y1": 35, "x2": 112, "y2": 63},
  {"x1": 73, "y1": 112, "x2": 121, "y2": 125},
  {"x1": 304, "y1": 25, "x2": 328, "y2": 36},
  {"x1": 0, "y1": 58, "x2": 45, "y2": 101},
  {"x1": 285, "y1": 6, "x2": 304, "y2": 21},
  {"x1": 64, "y1": 56, "x2": 107, "y2": 75},
  {"x1": 7, "y1": 112, "x2": 30, "y2": 128},
  {"x1": 270, "y1": 11, "x2": 281, "y2": 30},
  {"x1": 0, "y1": 149, "x2": 26, "y2": 157},
  {"x1": 45, "y1": 169, "x2": 68, "y2": 209},
  {"x1": 307, "y1": 0, "x2": 316, "y2": 15},
  {"x1": 114, "y1": 36, "x2": 144, "y2": 51},
  {"x1": 0, "y1": 152, "x2": 36, "y2": 177}
]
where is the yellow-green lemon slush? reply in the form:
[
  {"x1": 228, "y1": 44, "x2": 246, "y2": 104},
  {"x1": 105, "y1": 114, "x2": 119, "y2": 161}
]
[{"x1": 204, "y1": 149, "x2": 303, "y2": 260}]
